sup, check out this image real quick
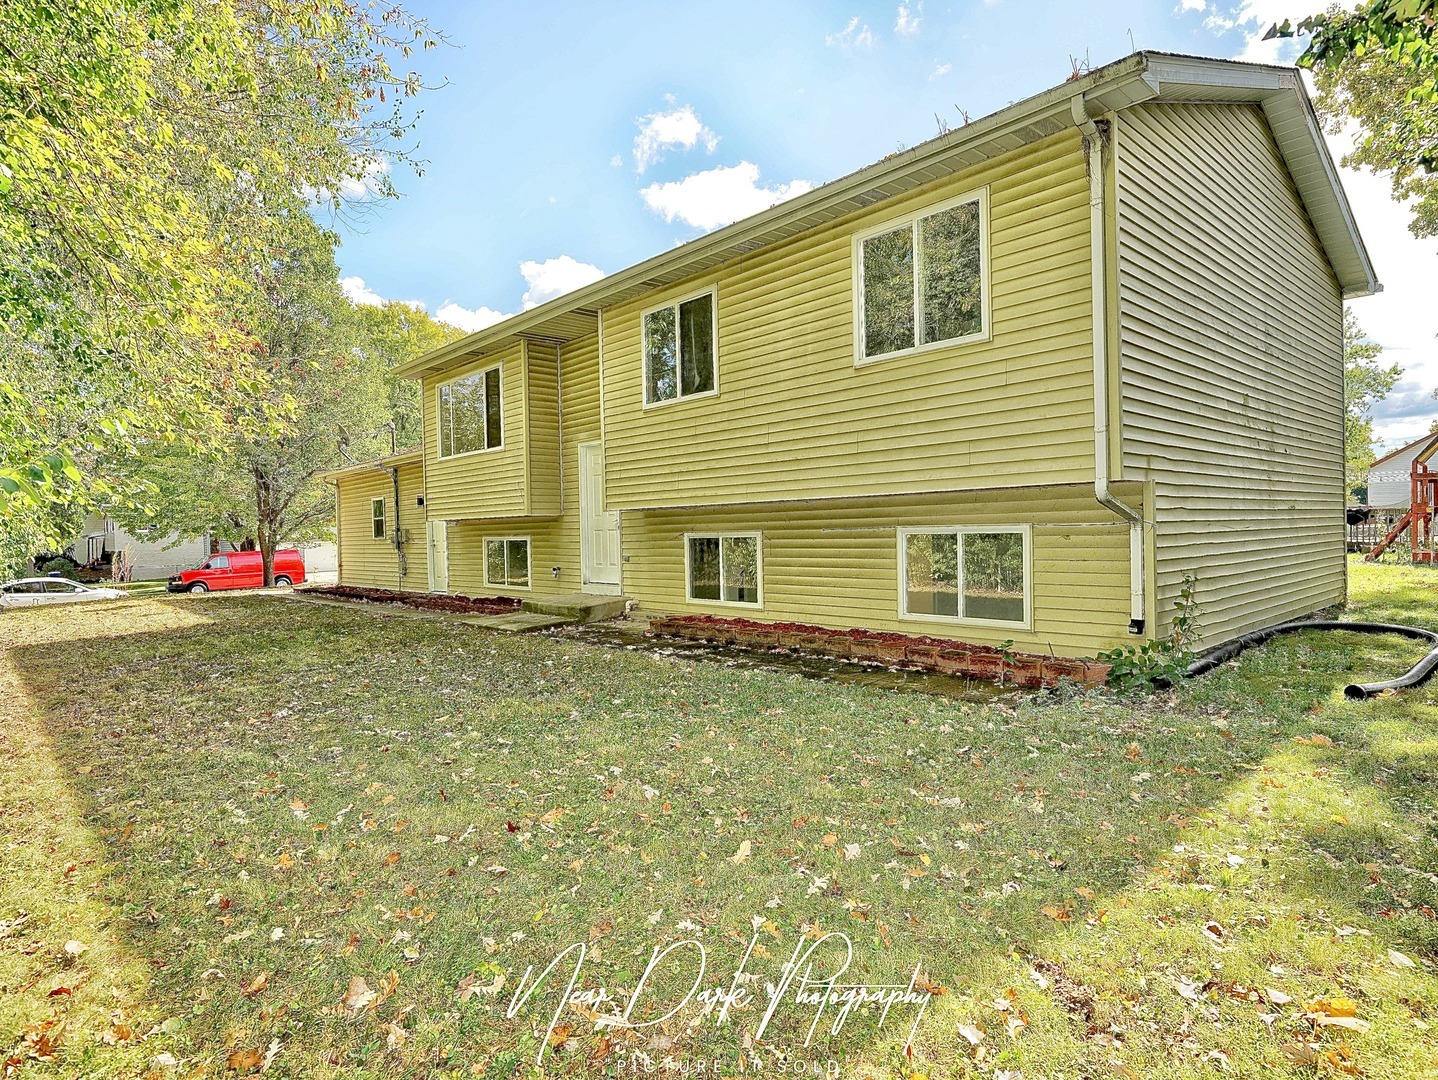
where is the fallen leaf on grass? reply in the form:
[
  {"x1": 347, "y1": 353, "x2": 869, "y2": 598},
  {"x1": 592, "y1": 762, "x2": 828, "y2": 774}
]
[
  {"x1": 957, "y1": 1023, "x2": 985, "y2": 1046},
  {"x1": 342, "y1": 976, "x2": 377, "y2": 1013},
  {"x1": 226, "y1": 1048, "x2": 263, "y2": 1073},
  {"x1": 729, "y1": 840, "x2": 751, "y2": 864},
  {"x1": 242, "y1": 973, "x2": 269, "y2": 998},
  {"x1": 1388, "y1": 949, "x2": 1417, "y2": 969},
  {"x1": 62, "y1": 940, "x2": 87, "y2": 958}
]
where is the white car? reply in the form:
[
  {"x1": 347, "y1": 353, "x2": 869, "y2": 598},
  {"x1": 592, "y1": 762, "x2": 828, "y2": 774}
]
[{"x1": 0, "y1": 577, "x2": 123, "y2": 609}]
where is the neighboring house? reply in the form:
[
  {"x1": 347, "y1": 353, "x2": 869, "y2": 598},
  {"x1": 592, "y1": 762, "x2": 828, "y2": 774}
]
[
  {"x1": 1366, "y1": 433, "x2": 1438, "y2": 509},
  {"x1": 68, "y1": 516, "x2": 211, "y2": 580},
  {"x1": 327, "y1": 52, "x2": 1377, "y2": 656},
  {"x1": 68, "y1": 516, "x2": 338, "y2": 581}
]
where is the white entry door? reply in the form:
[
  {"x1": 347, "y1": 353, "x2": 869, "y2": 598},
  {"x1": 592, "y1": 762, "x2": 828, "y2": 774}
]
[
  {"x1": 579, "y1": 442, "x2": 621, "y2": 593},
  {"x1": 427, "y1": 519, "x2": 449, "y2": 593}
]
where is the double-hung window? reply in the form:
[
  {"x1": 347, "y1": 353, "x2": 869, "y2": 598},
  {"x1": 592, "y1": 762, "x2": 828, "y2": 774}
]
[
  {"x1": 686, "y1": 533, "x2": 761, "y2": 606},
  {"x1": 484, "y1": 537, "x2": 530, "y2": 589},
  {"x1": 438, "y1": 365, "x2": 502, "y2": 458},
  {"x1": 643, "y1": 289, "x2": 716, "y2": 405},
  {"x1": 371, "y1": 498, "x2": 386, "y2": 540},
  {"x1": 899, "y1": 525, "x2": 1029, "y2": 628},
  {"x1": 855, "y1": 189, "x2": 988, "y2": 363}
]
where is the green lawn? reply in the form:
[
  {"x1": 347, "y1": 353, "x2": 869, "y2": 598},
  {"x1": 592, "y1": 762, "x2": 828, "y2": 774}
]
[{"x1": 2, "y1": 561, "x2": 1437, "y2": 1078}]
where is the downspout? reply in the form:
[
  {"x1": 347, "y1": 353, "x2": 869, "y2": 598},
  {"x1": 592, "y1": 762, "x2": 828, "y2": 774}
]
[
  {"x1": 388, "y1": 466, "x2": 408, "y2": 586},
  {"x1": 1073, "y1": 96, "x2": 1146, "y2": 636}
]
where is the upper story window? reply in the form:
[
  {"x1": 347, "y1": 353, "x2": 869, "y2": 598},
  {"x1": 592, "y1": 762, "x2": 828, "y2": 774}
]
[
  {"x1": 370, "y1": 498, "x2": 386, "y2": 540},
  {"x1": 643, "y1": 288, "x2": 717, "y2": 405},
  {"x1": 854, "y1": 189, "x2": 989, "y2": 364},
  {"x1": 438, "y1": 365, "x2": 502, "y2": 458}
]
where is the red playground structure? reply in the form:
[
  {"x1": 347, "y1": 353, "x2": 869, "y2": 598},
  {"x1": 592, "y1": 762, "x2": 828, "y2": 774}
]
[{"x1": 1367, "y1": 444, "x2": 1438, "y2": 562}]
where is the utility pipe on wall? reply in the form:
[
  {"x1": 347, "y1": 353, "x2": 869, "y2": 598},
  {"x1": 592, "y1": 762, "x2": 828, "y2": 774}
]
[{"x1": 1073, "y1": 96, "x2": 1147, "y2": 636}]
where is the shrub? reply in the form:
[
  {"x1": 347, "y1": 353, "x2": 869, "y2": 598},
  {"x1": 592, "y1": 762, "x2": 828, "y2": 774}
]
[{"x1": 38, "y1": 558, "x2": 79, "y2": 581}]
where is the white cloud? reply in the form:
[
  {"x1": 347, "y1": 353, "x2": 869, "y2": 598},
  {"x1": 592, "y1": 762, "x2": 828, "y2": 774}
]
[
  {"x1": 895, "y1": 2, "x2": 921, "y2": 35},
  {"x1": 633, "y1": 103, "x2": 719, "y2": 173},
  {"x1": 434, "y1": 302, "x2": 511, "y2": 334},
  {"x1": 340, "y1": 275, "x2": 386, "y2": 306},
  {"x1": 336, "y1": 157, "x2": 391, "y2": 200},
  {"x1": 639, "y1": 162, "x2": 813, "y2": 232},
  {"x1": 340, "y1": 275, "x2": 427, "y2": 311},
  {"x1": 1340, "y1": 157, "x2": 1438, "y2": 449},
  {"x1": 1185, "y1": 1, "x2": 1327, "y2": 63},
  {"x1": 931, "y1": 61, "x2": 952, "y2": 80},
  {"x1": 826, "y1": 17, "x2": 875, "y2": 48},
  {"x1": 429, "y1": 256, "x2": 606, "y2": 334},
  {"x1": 517, "y1": 255, "x2": 605, "y2": 310}
]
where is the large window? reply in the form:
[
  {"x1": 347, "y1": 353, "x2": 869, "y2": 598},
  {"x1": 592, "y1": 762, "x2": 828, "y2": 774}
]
[
  {"x1": 438, "y1": 366, "x2": 502, "y2": 458},
  {"x1": 899, "y1": 526, "x2": 1028, "y2": 628},
  {"x1": 686, "y1": 533, "x2": 761, "y2": 606},
  {"x1": 371, "y1": 498, "x2": 386, "y2": 540},
  {"x1": 855, "y1": 190, "x2": 987, "y2": 363},
  {"x1": 484, "y1": 538, "x2": 531, "y2": 589},
  {"x1": 643, "y1": 289, "x2": 716, "y2": 405}
]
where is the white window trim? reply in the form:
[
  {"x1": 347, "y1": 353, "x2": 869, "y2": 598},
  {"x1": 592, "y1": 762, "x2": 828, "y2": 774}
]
[
  {"x1": 641, "y1": 284, "x2": 720, "y2": 410},
  {"x1": 852, "y1": 187, "x2": 991, "y2": 368},
  {"x1": 436, "y1": 364, "x2": 504, "y2": 461},
  {"x1": 895, "y1": 523, "x2": 1032, "y2": 631},
  {"x1": 683, "y1": 531, "x2": 764, "y2": 609},
  {"x1": 371, "y1": 497, "x2": 387, "y2": 541},
  {"x1": 483, "y1": 535, "x2": 533, "y2": 591}
]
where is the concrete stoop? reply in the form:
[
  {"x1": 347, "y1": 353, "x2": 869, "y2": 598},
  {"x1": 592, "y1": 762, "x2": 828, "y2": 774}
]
[
  {"x1": 521, "y1": 592, "x2": 628, "y2": 624},
  {"x1": 460, "y1": 611, "x2": 574, "y2": 633}
]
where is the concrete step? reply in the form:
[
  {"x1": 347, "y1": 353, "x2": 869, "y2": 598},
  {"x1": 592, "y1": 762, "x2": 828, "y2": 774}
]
[
  {"x1": 461, "y1": 611, "x2": 573, "y2": 633},
  {"x1": 521, "y1": 592, "x2": 629, "y2": 624}
]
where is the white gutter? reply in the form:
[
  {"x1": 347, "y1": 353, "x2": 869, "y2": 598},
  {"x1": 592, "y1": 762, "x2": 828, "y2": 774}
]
[{"x1": 1073, "y1": 97, "x2": 1147, "y2": 636}]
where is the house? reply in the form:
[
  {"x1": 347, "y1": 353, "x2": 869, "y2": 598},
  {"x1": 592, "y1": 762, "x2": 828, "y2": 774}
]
[
  {"x1": 67, "y1": 515, "x2": 338, "y2": 582},
  {"x1": 327, "y1": 52, "x2": 1377, "y2": 658},
  {"x1": 1366, "y1": 432, "x2": 1438, "y2": 509},
  {"x1": 68, "y1": 516, "x2": 211, "y2": 580}
]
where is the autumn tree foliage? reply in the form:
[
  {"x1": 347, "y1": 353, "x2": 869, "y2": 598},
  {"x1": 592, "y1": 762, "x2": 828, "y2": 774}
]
[
  {"x1": 0, "y1": 0, "x2": 442, "y2": 568},
  {"x1": 1271, "y1": 1, "x2": 1438, "y2": 237}
]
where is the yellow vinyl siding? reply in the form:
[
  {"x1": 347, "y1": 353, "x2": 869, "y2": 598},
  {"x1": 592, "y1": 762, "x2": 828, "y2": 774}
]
[
  {"x1": 443, "y1": 333, "x2": 601, "y2": 598},
  {"x1": 526, "y1": 341, "x2": 562, "y2": 517},
  {"x1": 599, "y1": 130, "x2": 1095, "y2": 511},
  {"x1": 623, "y1": 482, "x2": 1141, "y2": 656},
  {"x1": 1114, "y1": 103, "x2": 1345, "y2": 645},
  {"x1": 334, "y1": 462, "x2": 427, "y2": 591},
  {"x1": 421, "y1": 341, "x2": 528, "y2": 519}
]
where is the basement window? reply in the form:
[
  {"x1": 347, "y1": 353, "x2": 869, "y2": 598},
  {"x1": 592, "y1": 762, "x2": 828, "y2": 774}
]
[
  {"x1": 371, "y1": 497, "x2": 386, "y2": 540},
  {"x1": 643, "y1": 288, "x2": 717, "y2": 405},
  {"x1": 484, "y1": 537, "x2": 531, "y2": 589},
  {"x1": 438, "y1": 365, "x2": 503, "y2": 458},
  {"x1": 855, "y1": 189, "x2": 988, "y2": 364},
  {"x1": 899, "y1": 525, "x2": 1029, "y2": 628},
  {"x1": 686, "y1": 533, "x2": 761, "y2": 606}
]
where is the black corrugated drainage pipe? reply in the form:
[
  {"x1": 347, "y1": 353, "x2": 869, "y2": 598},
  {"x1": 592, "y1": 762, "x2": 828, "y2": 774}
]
[{"x1": 1157, "y1": 620, "x2": 1438, "y2": 699}]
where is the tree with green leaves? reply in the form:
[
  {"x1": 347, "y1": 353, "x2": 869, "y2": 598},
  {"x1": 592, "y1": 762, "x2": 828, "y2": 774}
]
[
  {"x1": 353, "y1": 302, "x2": 466, "y2": 449},
  {"x1": 112, "y1": 215, "x2": 395, "y2": 585},
  {"x1": 1343, "y1": 308, "x2": 1402, "y2": 500},
  {"x1": 1270, "y1": 2, "x2": 1438, "y2": 237},
  {"x1": 0, "y1": 0, "x2": 442, "y2": 570}
]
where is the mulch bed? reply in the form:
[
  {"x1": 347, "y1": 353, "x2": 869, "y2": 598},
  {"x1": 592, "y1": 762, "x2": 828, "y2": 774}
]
[
  {"x1": 647, "y1": 614, "x2": 1111, "y2": 689},
  {"x1": 304, "y1": 584, "x2": 522, "y2": 616}
]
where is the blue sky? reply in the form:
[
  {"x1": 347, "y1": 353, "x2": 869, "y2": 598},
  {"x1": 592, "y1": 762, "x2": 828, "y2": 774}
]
[{"x1": 334, "y1": 0, "x2": 1438, "y2": 448}]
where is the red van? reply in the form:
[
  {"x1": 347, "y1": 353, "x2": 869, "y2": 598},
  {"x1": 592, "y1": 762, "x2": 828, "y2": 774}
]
[{"x1": 167, "y1": 549, "x2": 306, "y2": 593}]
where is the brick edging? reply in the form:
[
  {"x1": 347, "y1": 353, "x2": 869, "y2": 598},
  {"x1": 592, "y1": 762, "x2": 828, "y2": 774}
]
[{"x1": 647, "y1": 615, "x2": 1110, "y2": 688}]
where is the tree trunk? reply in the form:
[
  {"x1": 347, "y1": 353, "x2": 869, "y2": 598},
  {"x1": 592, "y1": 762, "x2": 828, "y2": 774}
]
[{"x1": 255, "y1": 467, "x2": 275, "y2": 588}]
